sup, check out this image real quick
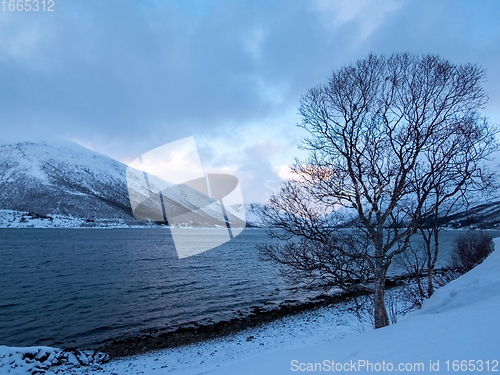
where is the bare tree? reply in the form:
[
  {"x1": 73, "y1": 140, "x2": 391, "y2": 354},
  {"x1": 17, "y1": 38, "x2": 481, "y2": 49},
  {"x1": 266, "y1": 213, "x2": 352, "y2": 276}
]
[
  {"x1": 412, "y1": 110, "x2": 497, "y2": 297},
  {"x1": 395, "y1": 241, "x2": 428, "y2": 307},
  {"x1": 258, "y1": 53, "x2": 498, "y2": 328}
]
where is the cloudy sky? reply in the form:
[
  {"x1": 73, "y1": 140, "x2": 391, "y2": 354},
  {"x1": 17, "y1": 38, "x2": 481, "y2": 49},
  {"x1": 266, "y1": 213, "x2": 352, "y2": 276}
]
[{"x1": 1, "y1": 0, "x2": 499, "y2": 202}]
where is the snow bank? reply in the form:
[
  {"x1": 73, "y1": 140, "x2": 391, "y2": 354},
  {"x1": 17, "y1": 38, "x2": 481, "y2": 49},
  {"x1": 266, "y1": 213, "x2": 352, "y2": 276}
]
[
  {"x1": 0, "y1": 347, "x2": 109, "y2": 374},
  {"x1": 207, "y1": 239, "x2": 500, "y2": 374}
]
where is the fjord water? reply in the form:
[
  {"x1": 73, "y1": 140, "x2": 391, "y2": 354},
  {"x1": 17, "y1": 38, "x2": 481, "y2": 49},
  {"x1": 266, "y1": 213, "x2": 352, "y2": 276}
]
[
  {"x1": 1, "y1": 228, "x2": 498, "y2": 349},
  {"x1": 0, "y1": 228, "x2": 296, "y2": 348}
]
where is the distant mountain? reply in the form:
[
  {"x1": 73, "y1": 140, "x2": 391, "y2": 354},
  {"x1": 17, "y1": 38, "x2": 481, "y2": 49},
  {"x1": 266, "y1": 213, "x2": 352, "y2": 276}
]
[
  {"x1": 334, "y1": 202, "x2": 500, "y2": 230},
  {"x1": 225, "y1": 203, "x2": 267, "y2": 227},
  {"x1": 438, "y1": 201, "x2": 500, "y2": 229},
  {"x1": 0, "y1": 141, "x2": 247, "y2": 228}
]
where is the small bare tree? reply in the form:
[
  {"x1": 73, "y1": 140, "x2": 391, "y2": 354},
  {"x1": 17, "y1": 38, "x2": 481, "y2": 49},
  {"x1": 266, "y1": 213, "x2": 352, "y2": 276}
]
[
  {"x1": 258, "y1": 53, "x2": 497, "y2": 328},
  {"x1": 412, "y1": 111, "x2": 497, "y2": 297},
  {"x1": 395, "y1": 241, "x2": 428, "y2": 306}
]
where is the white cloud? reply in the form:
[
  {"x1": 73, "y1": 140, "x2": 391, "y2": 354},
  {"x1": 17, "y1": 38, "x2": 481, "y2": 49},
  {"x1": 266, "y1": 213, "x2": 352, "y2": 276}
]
[
  {"x1": 311, "y1": 0, "x2": 405, "y2": 39},
  {"x1": 0, "y1": 16, "x2": 42, "y2": 62},
  {"x1": 242, "y1": 24, "x2": 268, "y2": 63},
  {"x1": 274, "y1": 164, "x2": 297, "y2": 181}
]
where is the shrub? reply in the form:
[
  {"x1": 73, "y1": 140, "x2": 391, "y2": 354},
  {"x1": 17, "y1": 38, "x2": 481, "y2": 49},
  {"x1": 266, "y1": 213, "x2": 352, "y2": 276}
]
[{"x1": 451, "y1": 231, "x2": 494, "y2": 273}]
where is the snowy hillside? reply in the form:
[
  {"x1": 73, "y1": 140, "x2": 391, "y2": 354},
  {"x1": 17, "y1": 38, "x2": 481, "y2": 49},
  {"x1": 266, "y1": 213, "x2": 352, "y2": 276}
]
[
  {"x1": 226, "y1": 203, "x2": 266, "y2": 227},
  {"x1": 0, "y1": 141, "x2": 136, "y2": 224},
  {"x1": 2, "y1": 140, "x2": 495, "y2": 229},
  {"x1": 205, "y1": 241, "x2": 500, "y2": 374},
  {"x1": 439, "y1": 200, "x2": 500, "y2": 228}
]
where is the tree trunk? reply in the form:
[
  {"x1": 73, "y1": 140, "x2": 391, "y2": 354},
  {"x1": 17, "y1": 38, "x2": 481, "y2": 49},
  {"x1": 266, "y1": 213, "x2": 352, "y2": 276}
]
[
  {"x1": 427, "y1": 228, "x2": 439, "y2": 297},
  {"x1": 426, "y1": 244, "x2": 433, "y2": 297},
  {"x1": 427, "y1": 269, "x2": 434, "y2": 297},
  {"x1": 373, "y1": 264, "x2": 390, "y2": 328}
]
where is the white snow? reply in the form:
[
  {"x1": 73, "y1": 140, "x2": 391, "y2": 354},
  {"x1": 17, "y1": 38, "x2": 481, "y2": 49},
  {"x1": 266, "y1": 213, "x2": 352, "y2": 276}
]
[
  {"x1": 2, "y1": 240, "x2": 499, "y2": 374},
  {"x1": 0, "y1": 203, "x2": 264, "y2": 229},
  {"x1": 0, "y1": 347, "x2": 109, "y2": 375},
  {"x1": 0, "y1": 141, "x2": 126, "y2": 184},
  {"x1": 203, "y1": 240, "x2": 500, "y2": 375},
  {"x1": 0, "y1": 209, "x2": 155, "y2": 228},
  {"x1": 238, "y1": 203, "x2": 266, "y2": 227}
]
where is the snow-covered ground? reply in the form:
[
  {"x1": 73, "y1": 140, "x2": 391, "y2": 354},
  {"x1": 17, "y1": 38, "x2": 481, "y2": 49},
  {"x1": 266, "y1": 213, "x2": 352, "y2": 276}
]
[
  {"x1": 0, "y1": 204, "x2": 265, "y2": 228},
  {"x1": 0, "y1": 348, "x2": 109, "y2": 375},
  {"x1": 2, "y1": 240, "x2": 499, "y2": 374},
  {"x1": 0, "y1": 209, "x2": 154, "y2": 228}
]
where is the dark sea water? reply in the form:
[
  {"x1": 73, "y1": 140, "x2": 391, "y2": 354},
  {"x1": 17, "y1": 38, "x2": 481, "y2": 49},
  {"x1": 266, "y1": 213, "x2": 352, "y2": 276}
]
[
  {"x1": 1, "y1": 228, "x2": 499, "y2": 349},
  {"x1": 0, "y1": 228, "x2": 299, "y2": 348}
]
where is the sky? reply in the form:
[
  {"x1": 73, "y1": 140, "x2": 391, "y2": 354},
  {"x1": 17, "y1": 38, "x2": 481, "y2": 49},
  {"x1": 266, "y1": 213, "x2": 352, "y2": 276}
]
[{"x1": 1, "y1": 0, "x2": 500, "y2": 203}]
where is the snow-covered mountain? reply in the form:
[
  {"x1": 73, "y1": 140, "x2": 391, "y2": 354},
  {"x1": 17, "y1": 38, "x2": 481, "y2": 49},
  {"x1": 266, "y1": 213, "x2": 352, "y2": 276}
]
[
  {"x1": 438, "y1": 200, "x2": 500, "y2": 229},
  {"x1": 0, "y1": 141, "x2": 249, "y2": 228},
  {"x1": 0, "y1": 141, "x2": 135, "y2": 224},
  {"x1": 225, "y1": 203, "x2": 267, "y2": 227}
]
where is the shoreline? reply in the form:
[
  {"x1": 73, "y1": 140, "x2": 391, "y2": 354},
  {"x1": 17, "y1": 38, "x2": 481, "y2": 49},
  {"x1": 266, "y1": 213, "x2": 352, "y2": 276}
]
[
  {"x1": 96, "y1": 289, "x2": 370, "y2": 358},
  {"x1": 95, "y1": 267, "x2": 459, "y2": 359}
]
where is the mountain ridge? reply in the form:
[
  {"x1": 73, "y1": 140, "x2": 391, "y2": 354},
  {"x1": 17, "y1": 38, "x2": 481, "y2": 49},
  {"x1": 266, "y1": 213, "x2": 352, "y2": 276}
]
[
  {"x1": 1, "y1": 140, "x2": 497, "y2": 229},
  {"x1": 0, "y1": 141, "x2": 265, "y2": 228}
]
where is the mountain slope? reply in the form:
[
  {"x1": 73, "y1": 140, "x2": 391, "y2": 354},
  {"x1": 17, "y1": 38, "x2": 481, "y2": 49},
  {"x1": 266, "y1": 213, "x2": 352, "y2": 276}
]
[
  {"x1": 0, "y1": 141, "x2": 134, "y2": 222},
  {"x1": 5, "y1": 141, "x2": 494, "y2": 230},
  {"x1": 0, "y1": 141, "x2": 246, "y2": 228},
  {"x1": 438, "y1": 200, "x2": 500, "y2": 228}
]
